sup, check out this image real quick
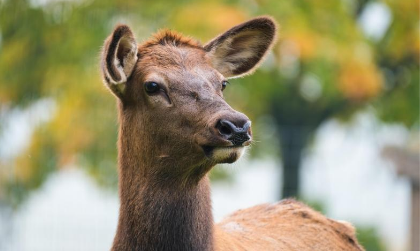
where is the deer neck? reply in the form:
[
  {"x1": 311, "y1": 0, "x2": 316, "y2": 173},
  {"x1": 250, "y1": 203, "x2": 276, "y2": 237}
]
[{"x1": 112, "y1": 108, "x2": 214, "y2": 251}]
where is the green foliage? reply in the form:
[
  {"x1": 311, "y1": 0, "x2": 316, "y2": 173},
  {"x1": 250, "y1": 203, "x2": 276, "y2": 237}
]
[
  {"x1": 374, "y1": 0, "x2": 420, "y2": 127},
  {"x1": 300, "y1": 197, "x2": 327, "y2": 214},
  {"x1": 356, "y1": 226, "x2": 388, "y2": 251}
]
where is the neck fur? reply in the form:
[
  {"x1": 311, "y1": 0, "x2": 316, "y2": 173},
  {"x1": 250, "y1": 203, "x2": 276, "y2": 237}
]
[{"x1": 112, "y1": 107, "x2": 214, "y2": 251}]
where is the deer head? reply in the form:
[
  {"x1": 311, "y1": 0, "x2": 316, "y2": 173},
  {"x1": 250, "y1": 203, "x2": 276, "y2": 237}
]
[{"x1": 101, "y1": 17, "x2": 277, "y2": 185}]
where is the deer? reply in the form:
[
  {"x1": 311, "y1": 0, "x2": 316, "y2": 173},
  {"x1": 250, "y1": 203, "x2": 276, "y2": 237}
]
[{"x1": 100, "y1": 17, "x2": 365, "y2": 251}]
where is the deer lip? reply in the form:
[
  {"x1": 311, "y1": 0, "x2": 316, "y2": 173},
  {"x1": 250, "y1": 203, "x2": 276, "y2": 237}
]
[{"x1": 201, "y1": 145, "x2": 244, "y2": 157}]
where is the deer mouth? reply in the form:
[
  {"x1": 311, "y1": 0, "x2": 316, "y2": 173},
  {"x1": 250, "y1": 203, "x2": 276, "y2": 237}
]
[{"x1": 201, "y1": 145, "x2": 245, "y2": 164}]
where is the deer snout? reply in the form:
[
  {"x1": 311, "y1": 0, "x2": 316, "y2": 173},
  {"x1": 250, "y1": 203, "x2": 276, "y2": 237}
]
[{"x1": 216, "y1": 118, "x2": 252, "y2": 146}]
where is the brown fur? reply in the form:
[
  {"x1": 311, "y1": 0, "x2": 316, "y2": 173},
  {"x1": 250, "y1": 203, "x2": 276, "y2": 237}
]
[
  {"x1": 143, "y1": 29, "x2": 202, "y2": 49},
  {"x1": 99, "y1": 17, "x2": 365, "y2": 251},
  {"x1": 215, "y1": 199, "x2": 364, "y2": 250}
]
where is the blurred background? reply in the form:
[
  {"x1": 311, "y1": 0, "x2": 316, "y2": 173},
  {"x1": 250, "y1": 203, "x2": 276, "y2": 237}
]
[{"x1": 0, "y1": 0, "x2": 419, "y2": 250}]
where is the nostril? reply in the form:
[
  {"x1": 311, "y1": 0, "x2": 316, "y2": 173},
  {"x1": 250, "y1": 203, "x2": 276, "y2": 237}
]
[
  {"x1": 219, "y1": 124, "x2": 232, "y2": 136},
  {"x1": 216, "y1": 119, "x2": 235, "y2": 138}
]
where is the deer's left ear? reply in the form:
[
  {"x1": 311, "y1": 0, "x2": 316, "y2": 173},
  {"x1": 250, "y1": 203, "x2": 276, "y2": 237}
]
[
  {"x1": 101, "y1": 25, "x2": 138, "y2": 98},
  {"x1": 204, "y1": 16, "x2": 277, "y2": 78}
]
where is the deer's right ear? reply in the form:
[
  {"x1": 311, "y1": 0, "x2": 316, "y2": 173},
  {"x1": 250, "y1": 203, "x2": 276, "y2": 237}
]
[
  {"x1": 101, "y1": 25, "x2": 138, "y2": 98},
  {"x1": 204, "y1": 17, "x2": 277, "y2": 78}
]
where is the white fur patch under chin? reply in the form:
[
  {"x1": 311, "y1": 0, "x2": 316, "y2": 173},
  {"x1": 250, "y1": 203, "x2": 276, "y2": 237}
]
[{"x1": 212, "y1": 147, "x2": 245, "y2": 162}]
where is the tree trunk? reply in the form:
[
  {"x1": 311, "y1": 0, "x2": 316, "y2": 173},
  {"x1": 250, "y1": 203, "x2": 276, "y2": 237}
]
[{"x1": 277, "y1": 125, "x2": 312, "y2": 199}]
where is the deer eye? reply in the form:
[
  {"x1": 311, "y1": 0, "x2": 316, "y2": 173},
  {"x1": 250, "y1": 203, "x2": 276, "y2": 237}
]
[
  {"x1": 221, "y1": 80, "x2": 229, "y2": 91},
  {"x1": 144, "y1": 82, "x2": 160, "y2": 94}
]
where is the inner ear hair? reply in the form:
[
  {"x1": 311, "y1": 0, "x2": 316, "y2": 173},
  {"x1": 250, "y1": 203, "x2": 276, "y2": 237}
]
[
  {"x1": 101, "y1": 24, "x2": 138, "y2": 98},
  {"x1": 204, "y1": 16, "x2": 278, "y2": 78}
]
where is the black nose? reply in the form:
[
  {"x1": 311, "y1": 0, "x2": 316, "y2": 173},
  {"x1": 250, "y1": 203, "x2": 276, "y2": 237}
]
[{"x1": 216, "y1": 119, "x2": 252, "y2": 146}]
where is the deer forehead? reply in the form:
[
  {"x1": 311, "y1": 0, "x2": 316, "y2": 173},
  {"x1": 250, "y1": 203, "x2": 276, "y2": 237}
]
[
  {"x1": 135, "y1": 45, "x2": 223, "y2": 88},
  {"x1": 137, "y1": 45, "x2": 206, "y2": 69}
]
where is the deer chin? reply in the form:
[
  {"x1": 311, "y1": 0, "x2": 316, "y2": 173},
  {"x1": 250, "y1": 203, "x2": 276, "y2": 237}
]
[{"x1": 202, "y1": 146, "x2": 245, "y2": 164}]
